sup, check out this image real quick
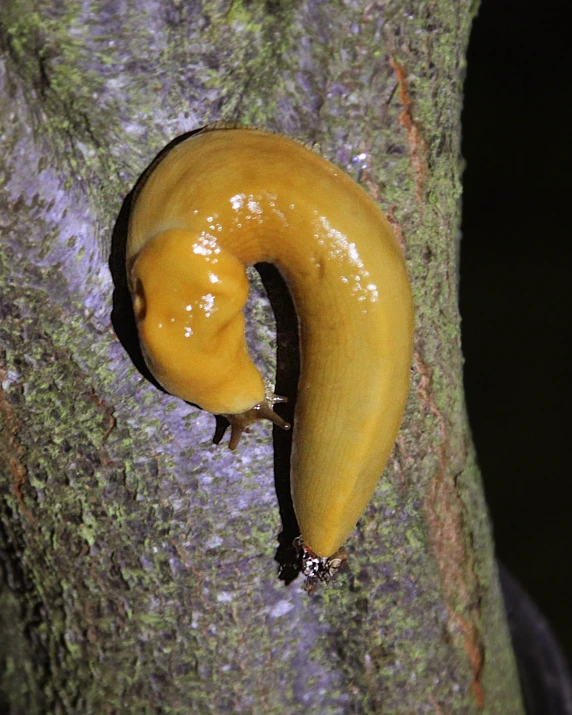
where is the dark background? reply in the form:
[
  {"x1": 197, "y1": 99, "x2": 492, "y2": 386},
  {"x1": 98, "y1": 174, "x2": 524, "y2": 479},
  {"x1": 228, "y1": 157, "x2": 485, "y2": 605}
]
[{"x1": 460, "y1": 0, "x2": 571, "y2": 667}]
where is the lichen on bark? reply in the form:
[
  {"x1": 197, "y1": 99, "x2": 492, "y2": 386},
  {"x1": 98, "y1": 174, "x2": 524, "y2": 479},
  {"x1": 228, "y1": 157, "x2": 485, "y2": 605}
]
[{"x1": 1, "y1": 0, "x2": 524, "y2": 712}]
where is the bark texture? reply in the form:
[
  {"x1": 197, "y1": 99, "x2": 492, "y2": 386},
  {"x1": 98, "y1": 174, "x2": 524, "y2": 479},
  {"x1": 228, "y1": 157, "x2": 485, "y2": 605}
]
[{"x1": 0, "y1": 0, "x2": 524, "y2": 713}]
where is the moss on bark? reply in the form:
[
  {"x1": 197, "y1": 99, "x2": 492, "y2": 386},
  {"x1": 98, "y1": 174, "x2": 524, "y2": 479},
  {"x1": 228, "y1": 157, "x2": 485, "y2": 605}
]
[{"x1": 1, "y1": 0, "x2": 524, "y2": 712}]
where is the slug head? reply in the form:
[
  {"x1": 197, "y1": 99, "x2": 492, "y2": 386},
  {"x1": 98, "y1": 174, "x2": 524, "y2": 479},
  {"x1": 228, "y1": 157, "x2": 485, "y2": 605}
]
[{"x1": 129, "y1": 229, "x2": 265, "y2": 415}]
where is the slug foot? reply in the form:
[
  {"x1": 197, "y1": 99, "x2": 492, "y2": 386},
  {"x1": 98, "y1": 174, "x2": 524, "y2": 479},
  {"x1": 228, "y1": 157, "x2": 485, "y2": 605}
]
[
  {"x1": 220, "y1": 392, "x2": 290, "y2": 450},
  {"x1": 294, "y1": 537, "x2": 347, "y2": 593}
]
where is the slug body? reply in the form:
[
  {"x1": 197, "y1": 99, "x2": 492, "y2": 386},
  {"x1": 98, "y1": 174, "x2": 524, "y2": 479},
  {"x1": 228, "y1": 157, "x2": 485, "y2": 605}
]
[{"x1": 127, "y1": 127, "x2": 414, "y2": 561}]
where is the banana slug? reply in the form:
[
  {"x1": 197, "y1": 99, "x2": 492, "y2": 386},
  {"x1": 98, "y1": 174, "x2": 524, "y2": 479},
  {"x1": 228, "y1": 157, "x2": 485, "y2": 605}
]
[{"x1": 126, "y1": 126, "x2": 414, "y2": 583}]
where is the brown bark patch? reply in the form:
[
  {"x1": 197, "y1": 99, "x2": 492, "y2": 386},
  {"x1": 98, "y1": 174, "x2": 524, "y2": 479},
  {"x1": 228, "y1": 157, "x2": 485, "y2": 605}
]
[
  {"x1": 413, "y1": 352, "x2": 484, "y2": 709},
  {"x1": 386, "y1": 205, "x2": 409, "y2": 256},
  {"x1": 389, "y1": 56, "x2": 428, "y2": 204},
  {"x1": 0, "y1": 367, "x2": 35, "y2": 523},
  {"x1": 87, "y1": 386, "x2": 116, "y2": 465}
]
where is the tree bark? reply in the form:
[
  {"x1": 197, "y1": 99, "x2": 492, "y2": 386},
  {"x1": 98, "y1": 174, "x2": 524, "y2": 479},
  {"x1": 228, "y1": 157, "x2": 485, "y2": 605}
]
[{"x1": 0, "y1": 0, "x2": 524, "y2": 713}]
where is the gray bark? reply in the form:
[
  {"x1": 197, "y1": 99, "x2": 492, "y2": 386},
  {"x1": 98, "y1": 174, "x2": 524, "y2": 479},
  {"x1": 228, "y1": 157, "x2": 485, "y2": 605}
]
[{"x1": 0, "y1": 0, "x2": 524, "y2": 713}]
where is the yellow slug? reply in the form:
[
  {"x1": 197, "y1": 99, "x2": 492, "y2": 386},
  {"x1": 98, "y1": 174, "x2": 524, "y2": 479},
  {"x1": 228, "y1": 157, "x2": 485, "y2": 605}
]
[{"x1": 126, "y1": 126, "x2": 414, "y2": 577}]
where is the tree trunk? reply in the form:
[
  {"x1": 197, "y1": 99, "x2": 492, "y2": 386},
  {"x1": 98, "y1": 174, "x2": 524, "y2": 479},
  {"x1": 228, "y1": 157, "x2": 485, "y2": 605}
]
[{"x1": 0, "y1": 0, "x2": 524, "y2": 712}]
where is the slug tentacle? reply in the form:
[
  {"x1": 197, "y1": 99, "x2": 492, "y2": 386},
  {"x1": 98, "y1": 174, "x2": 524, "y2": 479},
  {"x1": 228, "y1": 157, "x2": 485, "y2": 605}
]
[
  {"x1": 222, "y1": 391, "x2": 291, "y2": 451},
  {"x1": 126, "y1": 126, "x2": 414, "y2": 566}
]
